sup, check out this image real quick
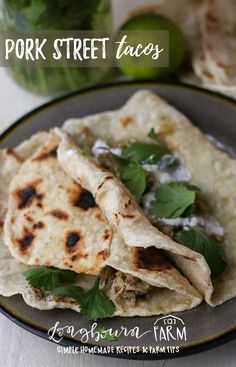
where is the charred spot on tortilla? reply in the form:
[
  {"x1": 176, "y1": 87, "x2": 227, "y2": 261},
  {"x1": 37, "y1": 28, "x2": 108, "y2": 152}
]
[
  {"x1": 16, "y1": 180, "x2": 43, "y2": 209},
  {"x1": 31, "y1": 288, "x2": 44, "y2": 300},
  {"x1": 95, "y1": 213, "x2": 106, "y2": 223},
  {"x1": 120, "y1": 116, "x2": 133, "y2": 127},
  {"x1": 97, "y1": 176, "x2": 114, "y2": 191},
  {"x1": 114, "y1": 212, "x2": 120, "y2": 224},
  {"x1": 114, "y1": 212, "x2": 134, "y2": 222},
  {"x1": 54, "y1": 296, "x2": 76, "y2": 304},
  {"x1": 103, "y1": 229, "x2": 111, "y2": 241},
  {"x1": 33, "y1": 221, "x2": 44, "y2": 230},
  {"x1": 32, "y1": 146, "x2": 58, "y2": 161},
  {"x1": 49, "y1": 209, "x2": 69, "y2": 220},
  {"x1": 24, "y1": 213, "x2": 33, "y2": 223},
  {"x1": 74, "y1": 189, "x2": 96, "y2": 209},
  {"x1": 124, "y1": 199, "x2": 131, "y2": 208},
  {"x1": 104, "y1": 176, "x2": 114, "y2": 181},
  {"x1": 183, "y1": 255, "x2": 195, "y2": 261},
  {"x1": 16, "y1": 229, "x2": 35, "y2": 253},
  {"x1": 202, "y1": 69, "x2": 214, "y2": 79},
  {"x1": 205, "y1": 12, "x2": 218, "y2": 32},
  {"x1": 71, "y1": 255, "x2": 77, "y2": 262},
  {"x1": 66, "y1": 231, "x2": 81, "y2": 252},
  {"x1": 10, "y1": 217, "x2": 15, "y2": 225},
  {"x1": 120, "y1": 213, "x2": 135, "y2": 219},
  {"x1": 133, "y1": 247, "x2": 172, "y2": 272},
  {"x1": 159, "y1": 121, "x2": 175, "y2": 137},
  {"x1": 6, "y1": 148, "x2": 21, "y2": 162},
  {"x1": 98, "y1": 249, "x2": 109, "y2": 260}
]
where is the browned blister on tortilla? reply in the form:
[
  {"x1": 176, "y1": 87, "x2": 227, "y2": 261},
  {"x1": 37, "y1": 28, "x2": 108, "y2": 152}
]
[{"x1": 4, "y1": 132, "x2": 112, "y2": 275}]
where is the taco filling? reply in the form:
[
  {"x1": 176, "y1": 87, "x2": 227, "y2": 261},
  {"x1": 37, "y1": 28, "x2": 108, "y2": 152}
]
[{"x1": 90, "y1": 129, "x2": 227, "y2": 279}]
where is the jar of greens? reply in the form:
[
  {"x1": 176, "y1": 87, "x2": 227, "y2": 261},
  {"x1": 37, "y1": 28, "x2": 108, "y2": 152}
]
[{"x1": 2, "y1": 0, "x2": 112, "y2": 96}]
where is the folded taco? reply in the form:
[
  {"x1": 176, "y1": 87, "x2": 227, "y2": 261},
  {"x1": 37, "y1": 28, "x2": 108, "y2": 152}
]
[
  {"x1": 2, "y1": 129, "x2": 202, "y2": 319},
  {"x1": 58, "y1": 90, "x2": 235, "y2": 307}
]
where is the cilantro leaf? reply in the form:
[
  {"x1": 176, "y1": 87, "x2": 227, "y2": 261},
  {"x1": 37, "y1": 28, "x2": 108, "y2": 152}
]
[
  {"x1": 112, "y1": 154, "x2": 146, "y2": 201},
  {"x1": 95, "y1": 327, "x2": 118, "y2": 341},
  {"x1": 78, "y1": 279, "x2": 116, "y2": 321},
  {"x1": 120, "y1": 161, "x2": 146, "y2": 201},
  {"x1": 122, "y1": 142, "x2": 170, "y2": 164},
  {"x1": 148, "y1": 128, "x2": 158, "y2": 141},
  {"x1": 176, "y1": 227, "x2": 227, "y2": 278},
  {"x1": 112, "y1": 153, "x2": 130, "y2": 170},
  {"x1": 52, "y1": 279, "x2": 115, "y2": 321},
  {"x1": 150, "y1": 182, "x2": 196, "y2": 219},
  {"x1": 24, "y1": 266, "x2": 77, "y2": 291}
]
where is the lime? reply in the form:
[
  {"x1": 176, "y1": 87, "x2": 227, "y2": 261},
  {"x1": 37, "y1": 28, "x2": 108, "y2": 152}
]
[{"x1": 117, "y1": 13, "x2": 187, "y2": 79}]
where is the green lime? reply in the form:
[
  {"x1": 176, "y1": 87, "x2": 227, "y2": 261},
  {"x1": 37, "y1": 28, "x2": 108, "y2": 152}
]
[{"x1": 117, "y1": 13, "x2": 187, "y2": 79}]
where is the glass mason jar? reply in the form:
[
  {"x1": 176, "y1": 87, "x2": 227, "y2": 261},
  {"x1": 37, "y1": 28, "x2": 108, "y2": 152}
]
[{"x1": 2, "y1": 0, "x2": 112, "y2": 96}]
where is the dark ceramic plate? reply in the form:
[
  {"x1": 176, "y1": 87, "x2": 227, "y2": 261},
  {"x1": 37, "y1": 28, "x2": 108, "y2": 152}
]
[{"x1": 1, "y1": 82, "x2": 236, "y2": 360}]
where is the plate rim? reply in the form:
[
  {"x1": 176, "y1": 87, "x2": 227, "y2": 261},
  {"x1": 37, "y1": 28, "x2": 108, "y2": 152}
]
[{"x1": 1, "y1": 80, "x2": 236, "y2": 360}]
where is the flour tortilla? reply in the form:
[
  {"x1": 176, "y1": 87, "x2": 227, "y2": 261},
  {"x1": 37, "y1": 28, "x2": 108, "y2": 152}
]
[
  {"x1": 190, "y1": 0, "x2": 236, "y2": 99},
  {"x1": 56, "y1": 129, "x2": 212, "y2": 305},
  {"x1": 200, "y1": 0, "x2": 236, "y2": 86},
  {"x1": 0, "y1": 132, "x2": 85, "y2": 311},
  {"x1": 0, "y1": 132, "x2": 48, "y2": 297},
  {"x1": 0, "y1": 133, "x2": 97, "y2": 312},
  {"x1": 152, "y1": 0, "x2": 236, "y2": 99},
  {"x1": 61, "y1": 90, "x2": 236, "y2": 306},
  {"x1": 193, "y1": 51, "x2": 236, "y2": 99},
  {"x1": 3, "y1": 130, "x2": 202, "y2": 316},
  {"x1": 0, "y1": 132, "x2": 97, "y2": 312},
  {"x1": 4, "y1": 131, "x2": 112, "y2": 276},
  {"x1": 104, "y1": 232, "x2": 201, "y2": 316}
]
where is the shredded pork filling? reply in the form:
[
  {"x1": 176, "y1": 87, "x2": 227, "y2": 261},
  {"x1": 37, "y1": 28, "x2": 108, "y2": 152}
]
[
  {"x1": 110, "y1": 271, "x2": 153, "y2": 307},
  {"x1": 100, "y1": 267, "x2": 152, "y2": 308}
]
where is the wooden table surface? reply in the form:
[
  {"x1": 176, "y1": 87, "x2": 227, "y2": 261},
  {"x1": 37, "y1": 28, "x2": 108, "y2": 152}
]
[{"x1": 0, "y1": 68, "x2": 236, "y2": 367}]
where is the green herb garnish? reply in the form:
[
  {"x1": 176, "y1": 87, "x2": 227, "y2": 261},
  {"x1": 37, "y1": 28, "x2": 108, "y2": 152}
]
[
  {"x1": 112, "y1": 154, "x2": 146, "y2": 201},
  {"x1": 120, "y1": 161, "x2": 146, "y2": 201},
  {"x1": 24, "y1": 266, "x2": 77, "y2": 291},
  {"x1": 122, "y1": 128, "x2": 170, "y2": 164},
  {"x1": 150, "y1": 182, "x2": 197, "y2": 219},
  {"x1": 78, "y1": 279, "x2": 116, "y2": 320},
  {"x1": 122, "y1": 142, "x2": 169, "y2": 164},
  {"x1": 122, "y1": 128, "x2": 171, "y2": 164},
  {"x1": 148, "y1": 127, "x2": 159, "y2": 141},
  {"x1": 176, "y1": 227, "x2": 227, "y2": 278},
  {"x1": 112, "y1": 128, "x2": 171, "y2": 200},
  {"x1": 52, "y1": 279, "x2": 115, "y2": 321}
]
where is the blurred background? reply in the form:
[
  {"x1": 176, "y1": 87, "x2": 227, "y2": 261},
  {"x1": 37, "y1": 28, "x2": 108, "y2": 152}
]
[{"x1": 0, "y1": 0, "x2": 235, "y2": 125}]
